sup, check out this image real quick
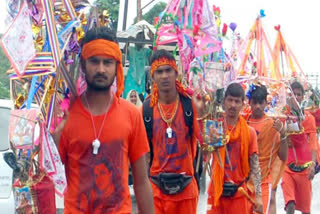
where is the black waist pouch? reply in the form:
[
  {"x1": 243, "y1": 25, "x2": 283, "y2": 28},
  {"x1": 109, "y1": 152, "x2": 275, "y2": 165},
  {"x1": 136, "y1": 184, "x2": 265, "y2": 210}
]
[
  {"x1": 151, "y1": 173, "x2": 192, "y2": 195},
  {"x1": 288, "y1": 163, "x2": 308, "y2": 172},
  {"x1": 222, "y1": 182, "x2": 242, "y2": 197}
]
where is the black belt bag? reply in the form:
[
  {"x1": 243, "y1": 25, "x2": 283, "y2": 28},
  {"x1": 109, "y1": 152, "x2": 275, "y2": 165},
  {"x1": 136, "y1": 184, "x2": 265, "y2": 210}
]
[
  {"x1": 151, "y1": 173, "x2": 192, "y2": 195},
  {"x1": 222, "y1": 181, "x2": 244, "y2": 197},
  {"x1": 288, "y1": 163, "x2": 308, "y2": 172}
]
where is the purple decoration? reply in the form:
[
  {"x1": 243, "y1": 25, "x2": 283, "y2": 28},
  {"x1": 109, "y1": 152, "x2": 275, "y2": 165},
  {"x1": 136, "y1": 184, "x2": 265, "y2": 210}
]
[
  {"x1": 66, "y1": 59, "x2": 74, "y2": 65},
  {"x1": 229, "y1": 22, "x2": 237, "y2": 32}
]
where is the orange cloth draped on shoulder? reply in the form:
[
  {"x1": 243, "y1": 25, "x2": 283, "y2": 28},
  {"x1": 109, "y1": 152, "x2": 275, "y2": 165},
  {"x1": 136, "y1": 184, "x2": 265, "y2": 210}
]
[
  {"x1": 248, "y1": 116, "x2": 285, "y2": 190},
  {"x1": 208, "y1": 116, "x2": 250, "y2": 206},
  {"x1": 81, "y1": 39, "x2": 124, "y2": 97},
  {"x1": 149, "y1": 57, "x2": 188, "y2": 107},
  {"x1": 249, "y1": 117, "x2": 281, "y2": 181}
]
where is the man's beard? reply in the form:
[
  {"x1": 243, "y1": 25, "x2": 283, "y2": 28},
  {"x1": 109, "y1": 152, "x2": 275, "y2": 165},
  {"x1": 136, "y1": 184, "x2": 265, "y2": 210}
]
[
  {"x1": 85, "y1": 74, "x2": 115, "y2": 92},
  {"x1": 252, "y1": 110, "x2": 264, "y2": 118}
]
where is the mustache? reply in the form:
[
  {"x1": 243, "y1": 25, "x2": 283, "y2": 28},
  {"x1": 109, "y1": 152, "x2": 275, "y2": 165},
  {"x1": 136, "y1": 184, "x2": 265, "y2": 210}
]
[
  {"x1": 93, "y1": 74, "x2": 108, "y2": 79},
  {"x1": 228, "y1": 107, "x2": 237, "y2": 112}
]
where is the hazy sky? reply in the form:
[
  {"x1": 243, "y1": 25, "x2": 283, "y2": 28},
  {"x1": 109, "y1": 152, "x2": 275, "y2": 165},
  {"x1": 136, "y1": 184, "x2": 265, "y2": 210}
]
[
  {"x1": 212, "y1": 0, "x2": 320, "y2": 77},
  {"x1": 1, "y1": 0, "x2": 319, "y2": 78}
]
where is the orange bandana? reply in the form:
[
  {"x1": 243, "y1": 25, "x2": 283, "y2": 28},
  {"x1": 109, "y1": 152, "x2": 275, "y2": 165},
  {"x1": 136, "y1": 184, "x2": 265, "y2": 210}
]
[
  {"x1": 150, "y1": 57, "x2": 187, "y2": 107},
  {"x1": 150, "y1": 57, "x2": 178, "y2": 75},
  {"x1": 81, "y1": 39, "x2": 124, "y2": 97}
]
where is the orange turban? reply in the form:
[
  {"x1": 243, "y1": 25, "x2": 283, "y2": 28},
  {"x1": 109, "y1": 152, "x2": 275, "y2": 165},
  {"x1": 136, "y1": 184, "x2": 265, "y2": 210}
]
[
  {"x1": 150, "y1": 57, "x2": 188, "y2": 107},
  {"x1": 81, "y1": 39, "x2": 124, "y2": 97}
]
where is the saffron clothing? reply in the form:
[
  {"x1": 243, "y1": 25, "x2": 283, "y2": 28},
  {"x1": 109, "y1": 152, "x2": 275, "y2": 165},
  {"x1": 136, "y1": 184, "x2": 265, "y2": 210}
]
[
  {"x1": 208, "y1": 116, "x2": 257, "y2": 205},
  {"x1": 248, "y1": 116, "x2": 280, "y2": 181},
  {"x1": 248, "y1": 116, "x2": 281, "y2": 214},
  {"x1": 58, "y1": 95, "x2": 149, "y2": 214},
  {"x1": 249, "y1": 180, "x2": 272, "y2": 214},
  {"x1": 282, "y1": 169, "x2": 312, "y2": 213},
  {"x1": 154, "y1": 197, "x2": 198, "y2": 214},
  {"x1": 207, "y1": 117, "x2": 258, "y2": 210},
  {"x1": 282, "y1": 111, "x2": 317, "y2": 213},
  {"x1": 287, "y1": 111, "x2": 317, "y2": 165},
  {"x1": 307, "y1": 110, "x2": 320, "y2": 164},
  {"x1": 149, "y1": 98, "x2": 200, "y2": 212},
  {"x1": 207, "y1": 184, "x2": 251, "y2": 214},
  {"x1": 271, "y1": 156, "x2": 286, "y2": 189}
]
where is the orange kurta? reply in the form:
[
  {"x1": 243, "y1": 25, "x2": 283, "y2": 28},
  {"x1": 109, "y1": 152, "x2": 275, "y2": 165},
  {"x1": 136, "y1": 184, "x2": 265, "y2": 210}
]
[
  {"x1": 207, "y1": 117, "x2": 258, "y2": 214},
  {"x1": 248, "y1": 116, "x2": 281, "y2": 181},
  {"x1": 150, "y1": 100, "x2": 200, "y2": 214},
  {"x1": 282, "y1": 111, "x2": 317, "y2": 213},
  {"x1": 248, "y1": 116, "x2": 282, "y2": 214}
]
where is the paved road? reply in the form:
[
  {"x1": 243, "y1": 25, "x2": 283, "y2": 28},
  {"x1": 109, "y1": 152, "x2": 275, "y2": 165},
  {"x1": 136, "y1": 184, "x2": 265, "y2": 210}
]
[
  {"x1": 275, "y1": 175, "x2": 320, "y2": 214},
  {"x1": 197, "y1": 173, "x2": 320, "y2": 214},
  {"x1": 56, "y1": 173, "x2": 320, "y2": 214}
]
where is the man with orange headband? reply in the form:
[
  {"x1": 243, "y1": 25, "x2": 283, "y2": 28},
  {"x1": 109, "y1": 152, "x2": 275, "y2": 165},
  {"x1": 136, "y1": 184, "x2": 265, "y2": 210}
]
[
  {"x1": 142, "y1": 49, "x2": 201, "y2": 214},
  {"x1": 52, "y1": 27, "x2": 154, "y2": 214},
  {"x1": 246, "y1": 84, "x2": 288, "y2": 214},
  {"x1": 206, "y1": 83, "x2": 263, "y2": 214},
  {"x1": 281, "y1": 81, "x2": 317, "y2": 214}
]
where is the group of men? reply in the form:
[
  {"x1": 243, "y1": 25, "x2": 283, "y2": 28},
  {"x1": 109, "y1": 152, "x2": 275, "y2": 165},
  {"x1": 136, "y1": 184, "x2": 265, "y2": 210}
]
[{"x1": 52, "y1": 26, "x2": 318, "y2": 214}]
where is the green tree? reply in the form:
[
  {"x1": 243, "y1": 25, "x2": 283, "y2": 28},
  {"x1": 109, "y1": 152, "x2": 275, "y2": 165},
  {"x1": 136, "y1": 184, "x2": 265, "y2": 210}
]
[
  {"x1": 0, "y1": 35, "x2": 10, "y2": 99},
  {"x1": 142, "y1": 2, "x2": 166, "y2": 25},
  {"x1": 96, "y1": 0, "x2": 120, "y2": 30}
]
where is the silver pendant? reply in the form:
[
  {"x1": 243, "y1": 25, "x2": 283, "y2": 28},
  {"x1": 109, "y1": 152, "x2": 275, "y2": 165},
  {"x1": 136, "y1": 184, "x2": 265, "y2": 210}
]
[
  {"x1": 92, "y1": 139, "x2": 101, "y2": 155},
  {"x1": 166, "y1": 127, "x2": 173, "y2": 138}
]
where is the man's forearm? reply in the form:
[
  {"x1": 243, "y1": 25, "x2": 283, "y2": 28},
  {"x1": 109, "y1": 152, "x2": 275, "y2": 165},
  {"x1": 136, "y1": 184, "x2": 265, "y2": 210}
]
[
  {"x1": 134, "y1": 180, "x2": 154, "y2": 214},
  {"x1": 249, "y1": 153, "x2": 262, "y2": 196},
  {"x1": 132, "y1": 155, "x2": 155, "y2": 214},
  {"x1": 278, "y1": 137, "x2": 288, "y2": 161}
]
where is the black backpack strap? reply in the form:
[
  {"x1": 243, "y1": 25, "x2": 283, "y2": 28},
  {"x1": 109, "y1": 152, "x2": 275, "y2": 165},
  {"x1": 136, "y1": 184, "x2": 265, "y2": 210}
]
[
  {"x1": 179, "y1": 95, "x2": 204, "y2": 190},
  {"x1": 179, "y1": 94, "x2": 193, "y2": 137},
  {"x1": 142, "y1": 98, "x2": 154, "y2": 167}
]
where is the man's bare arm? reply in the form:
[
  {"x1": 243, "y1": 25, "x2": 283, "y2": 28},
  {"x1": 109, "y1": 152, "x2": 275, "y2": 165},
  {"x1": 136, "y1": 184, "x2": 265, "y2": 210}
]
[
  {"x1": 278, "y1": 136, "x2": 288, "y2": 161},
  {"x1": 309, "y1": 150, "x2": 317, "y2": 180},
  {"x1": 132, "y1": 154, "x2": 154, "y2": 214},
  {"x1": 273, "y1": 119, "x2": 288, "y2": 161},
  {"x1": 249, "y1": 153, "x2": 262, "y2": 195},
  {"x1": 249, "y1": 153, "x2": 263, "y2": 213}
]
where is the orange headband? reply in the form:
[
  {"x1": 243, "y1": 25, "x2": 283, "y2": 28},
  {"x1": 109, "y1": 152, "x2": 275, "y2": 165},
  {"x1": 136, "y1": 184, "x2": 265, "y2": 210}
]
[
  {"x1": 150, "y1": 57, "x2": 187, "y2": 107},
  {"x1": 150, "y1": 57, "x2": 178, "y2": 76},
  {"x1": 81, "y1": 39, "x2": 124, "y2": 97}
]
